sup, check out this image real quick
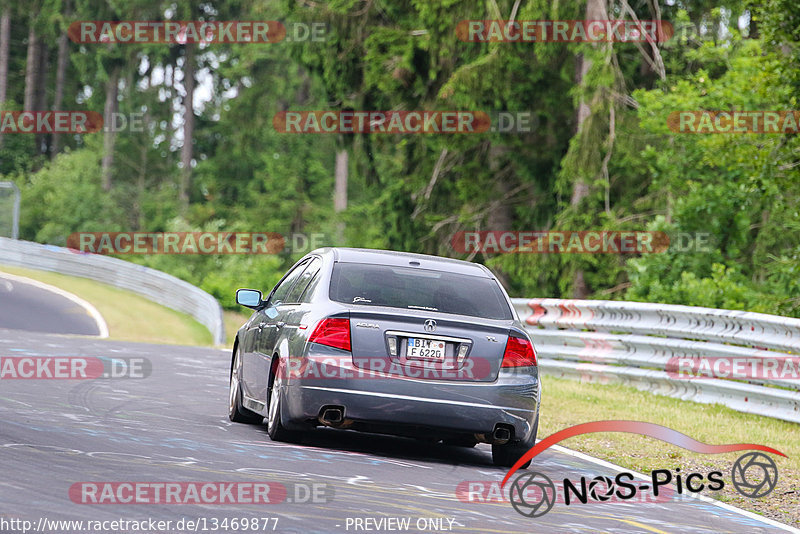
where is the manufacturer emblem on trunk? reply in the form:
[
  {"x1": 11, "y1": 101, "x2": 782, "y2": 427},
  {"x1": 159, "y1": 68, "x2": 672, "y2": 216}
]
[{"x1": 424, "y1": 319, "x2": 437, "y2": 332}]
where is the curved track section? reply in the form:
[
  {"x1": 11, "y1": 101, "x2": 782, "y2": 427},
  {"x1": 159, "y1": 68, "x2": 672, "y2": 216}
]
[{"x1": 0, "y1": 272, "x2": 105, "y2": 336}]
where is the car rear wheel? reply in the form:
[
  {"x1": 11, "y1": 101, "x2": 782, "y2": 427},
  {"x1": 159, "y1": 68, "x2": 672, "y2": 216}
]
[
  {"x1": 492, "y1": 441, "x2": 533, "y2": 468},
  {"x1": 266, "y1": 359, "x2": 299, "y2": 442},
  {"x1": 492, "y1": 415, "x2": 538, "y2": 468},
  {"x1": 229, "y1": 346, "x2": 263, "y2": 424},
  {"x1": 443, "y1": 436, "x2": 478, "y2": 448}
]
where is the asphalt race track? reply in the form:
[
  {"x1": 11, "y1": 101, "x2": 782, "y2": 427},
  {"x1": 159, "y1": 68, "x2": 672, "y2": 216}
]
[
  {"x1": 1, "y1": 323, "x2": 796, "y2": 534},
  {"x1": 0, "y1": 273, "x2": 101, "y2": 336}
]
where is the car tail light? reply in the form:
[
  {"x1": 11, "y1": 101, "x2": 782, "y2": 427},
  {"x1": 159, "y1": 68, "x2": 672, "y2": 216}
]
[
  {"x1": 501, "y1": 335, "x2": 537, "y2": 367},
  {"x1": 309, "y1": 318, "x2": 351, "y2": 351}
]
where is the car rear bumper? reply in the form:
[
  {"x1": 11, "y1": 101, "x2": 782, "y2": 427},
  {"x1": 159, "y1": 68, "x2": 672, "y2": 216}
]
[{"x1": 280, "y1": 352, "x2": 540, "y2": 442}]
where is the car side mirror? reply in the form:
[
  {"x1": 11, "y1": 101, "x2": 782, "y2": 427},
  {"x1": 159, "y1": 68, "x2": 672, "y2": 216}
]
[{"x1": 236, "y1": 289, "x2": 263, "y2": 309}]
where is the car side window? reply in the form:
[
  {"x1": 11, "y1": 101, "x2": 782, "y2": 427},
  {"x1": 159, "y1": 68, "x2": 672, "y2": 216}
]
[
  {"x1": 299, "y1": 268, "x2": 324, "y2": 303},
  {"x1": 287, "y1": 258, "x2": 322, "y2": 303},
  {"x1": 269, "y1": 259, "x2": 310, "y2": 305}
]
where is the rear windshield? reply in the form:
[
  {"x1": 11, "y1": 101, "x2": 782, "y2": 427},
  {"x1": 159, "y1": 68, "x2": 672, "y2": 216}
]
[{"x1": 329, "y1": 262, "x2": 513, "y2": 320}]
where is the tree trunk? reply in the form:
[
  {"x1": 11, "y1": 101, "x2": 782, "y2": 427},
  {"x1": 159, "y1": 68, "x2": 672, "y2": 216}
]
[
  {"x1": 570, "y1": 0, "x2": 607, "y2": 299},
  {"x1": 137, "y1": 114, "x2": 150, "y2": 230},
  {"x1": 51, "y1": 26, "x2": 70, "y2": 157},
  {"x1": 23, "y1": 26, "x2": 40, "y2": 112},
  {"x1": 0, "y1": 9, "x2": 10, "y2": 106},
  {"x1": 487, "y1": 145, "x2": 512, "y2": 230},
  {"x1": 748, "y1": 14, "x2": 759, "y2": 39},
  {"x1": 35, "y1": 39, "x2": 49, "y2": 154},
  {"x1": 179, "y1": 44, "x2": 195, "y2": 213},
  {"x1": 571, "y1": 0, "x2": 606, "y2": 206},
  {"x1": 486, "y1": 145, "x2": 514, "y2": 288},
  {"x1": 0, "y1": 8, "x2": 11, "y2": 147},
  {"x1": 101, "y1": 65, "x2": 120, "y2": 191}
]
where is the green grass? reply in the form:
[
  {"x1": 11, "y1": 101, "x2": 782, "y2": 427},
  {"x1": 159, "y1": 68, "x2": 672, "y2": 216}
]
[
  {"x1": 540, "y1": 376, "x2": 799, "y2": 470},
  {"x1": 541, "y1": 375, "x2": 800, "y2": 526},
  {"x1": 0, "y1": 265, "x2": 213, "y2": 346},
  {"x1": 224, "y1": 309, "x2": 251, "y2": 347}
]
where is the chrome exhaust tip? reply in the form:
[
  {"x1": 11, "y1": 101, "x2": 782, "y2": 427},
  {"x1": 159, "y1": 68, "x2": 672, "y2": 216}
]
[
  {"x1": 492, "y1": 426, "x2": 512, "y2": 445},
  {"x1": 318, "y1": 406, "x2": 345, "y2": 427}
]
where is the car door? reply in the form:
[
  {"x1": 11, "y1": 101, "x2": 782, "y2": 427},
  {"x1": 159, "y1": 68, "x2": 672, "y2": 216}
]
[
  {"x1": 239, "y1": 305, "x2": 272, "y2": 401},
  {"x1": 245, "y1": 258, "x2": 311, "y2": 403}
]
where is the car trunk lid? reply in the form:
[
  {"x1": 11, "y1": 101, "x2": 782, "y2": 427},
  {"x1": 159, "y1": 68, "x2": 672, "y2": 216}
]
[{"x1": 348, "y1": 307, "x2": 511, "y2": 382}]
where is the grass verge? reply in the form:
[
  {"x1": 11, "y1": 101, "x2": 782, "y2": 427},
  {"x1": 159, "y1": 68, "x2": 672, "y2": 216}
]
[
  {"x1": 0, "y1": 265, "x2": 212, "y2": 346},
  {"x1": 540, "y1": 375, "x2": 799, "y2": 527},
  {"x1": 224, "y1": 309, "x2": 251, "y2": 348}
]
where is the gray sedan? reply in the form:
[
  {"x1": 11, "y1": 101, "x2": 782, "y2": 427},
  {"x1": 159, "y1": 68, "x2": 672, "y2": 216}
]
[{"x1": 230, "y1": 247, "x2": 540, "y2": 467}]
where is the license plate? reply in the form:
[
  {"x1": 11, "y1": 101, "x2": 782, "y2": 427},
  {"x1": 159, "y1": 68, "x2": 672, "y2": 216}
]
[{"x1": 407, "y1": 338, "x2": 446, "y2": 360}]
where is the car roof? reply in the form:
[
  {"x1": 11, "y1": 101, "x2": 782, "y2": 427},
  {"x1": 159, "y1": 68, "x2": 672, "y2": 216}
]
[{"x1": 309, "y1": 247, "x2": 494, "y2": 278}]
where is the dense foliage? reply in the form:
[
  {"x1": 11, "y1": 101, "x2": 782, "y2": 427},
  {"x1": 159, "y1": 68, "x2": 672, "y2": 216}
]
[{"x1": 0, "y1": 0, "x2": 798, "y2": 314}]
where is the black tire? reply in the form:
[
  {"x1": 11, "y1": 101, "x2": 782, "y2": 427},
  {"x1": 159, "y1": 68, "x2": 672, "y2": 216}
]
[
  {"x1": 492, "y1": 415, "x2": 539, "y2": 468},
  {"x1": 443, "y1": 436, "x2": 478, "y2": 448},
  {"x1": 492, "y1": 441, "x2": 533, "y2": 468},
  {"x1": 229, "y1": 345, "x2": 263, "y2": 424},
  {"x1": 266, "y1": 358, "x2": 299, "y2": 442}
]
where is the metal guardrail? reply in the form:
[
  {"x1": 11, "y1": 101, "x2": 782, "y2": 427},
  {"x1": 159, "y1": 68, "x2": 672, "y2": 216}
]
[
  {"x1": 512, "y1": 298, "x2": 800, "y2": 424},
  {"x1": 0, "y1": 237, "x2": 226, "y2": 345}
]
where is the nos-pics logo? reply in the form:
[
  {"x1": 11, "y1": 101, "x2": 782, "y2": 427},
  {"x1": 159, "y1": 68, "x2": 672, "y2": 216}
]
[{"x1": 500, "y1": 421, "x2": 783, "y2": 518}]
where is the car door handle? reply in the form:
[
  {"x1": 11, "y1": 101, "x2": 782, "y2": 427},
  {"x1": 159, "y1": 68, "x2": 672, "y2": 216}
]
[
  {"x1": 276, "y1": 322, "x2": 286, "y2": 329},
  {"x1": 257, "y1": 322, "x2": 267, "y2": 330}
]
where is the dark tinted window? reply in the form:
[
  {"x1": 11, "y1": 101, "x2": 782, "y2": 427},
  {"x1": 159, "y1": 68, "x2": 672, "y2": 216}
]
[
  {"x1": 329, "y1": 262, "x2": 512, "y2": 320},
  {"x1": 270, "y1": 259, "x2": 309, "y2": 304},
  {"x1": 287, "y1": 257, "x2": 322, "y2": 303}
]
